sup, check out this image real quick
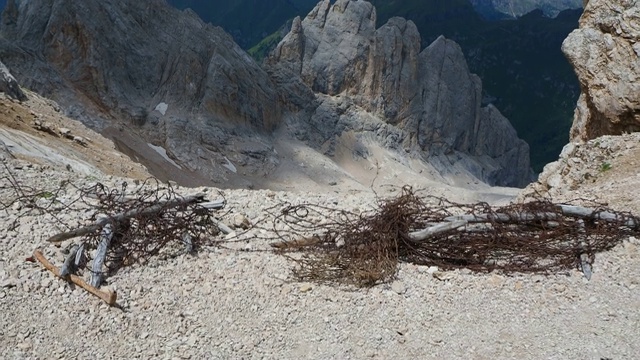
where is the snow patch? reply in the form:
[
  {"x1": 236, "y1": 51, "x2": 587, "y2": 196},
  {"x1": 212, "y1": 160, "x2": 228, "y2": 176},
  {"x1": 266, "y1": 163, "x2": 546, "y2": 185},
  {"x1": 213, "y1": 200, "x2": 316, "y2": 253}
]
[
  {"x1": 154, "y1": 102, "x2": 168, "y2": 115},
  {"x1": 147, "y1": 143, "x2": 182, "y2": 169},
  {"x1": 223, "y1": 156, "x2": 237, "y2": 173}
]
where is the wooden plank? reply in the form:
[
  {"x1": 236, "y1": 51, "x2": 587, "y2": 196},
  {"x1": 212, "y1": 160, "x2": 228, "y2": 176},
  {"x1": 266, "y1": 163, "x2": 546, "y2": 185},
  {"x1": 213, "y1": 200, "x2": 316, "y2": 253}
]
[
  {"x1": 90, "y1": 222, "x2": 113, "y2": 288},
  {"x1": 33, "y1": 250, "x2": 117, "y2": 306}
]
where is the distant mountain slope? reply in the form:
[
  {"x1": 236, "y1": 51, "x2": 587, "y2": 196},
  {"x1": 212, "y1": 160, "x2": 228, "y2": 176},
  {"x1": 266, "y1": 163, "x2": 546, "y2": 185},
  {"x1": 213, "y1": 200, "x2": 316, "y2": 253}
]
[
  {"x1": 469, "y1": 0, "x2": 583, "y2": 19},
  {"x1": 250, "y1": 2, "x2": 581, "y2": 172},
  {"x1": 368, "y1": 0, "x2": 483, "y2": 45},
  {"x1": 463, "y1": 9, "x2": 582, "y2": 171},
  {"x1": 0, "y1": 0, "x2": 287, "y2": 186}
]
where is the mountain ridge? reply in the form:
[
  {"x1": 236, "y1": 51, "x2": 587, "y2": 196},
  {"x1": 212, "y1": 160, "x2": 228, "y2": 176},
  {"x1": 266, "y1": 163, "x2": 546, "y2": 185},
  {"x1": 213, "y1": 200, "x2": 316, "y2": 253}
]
[
  {"x1": 0, "y1": 0, "x2": 533, "y2": 188},
  {"x1": 243, "y1": 1, "x2": 583, "y2": 172}
]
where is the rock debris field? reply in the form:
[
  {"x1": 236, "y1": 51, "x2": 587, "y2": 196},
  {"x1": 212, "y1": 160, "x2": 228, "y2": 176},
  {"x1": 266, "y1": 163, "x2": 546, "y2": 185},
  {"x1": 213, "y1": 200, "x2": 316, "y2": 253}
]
[{"x1": 1, "y1": 151, "x2": 639, "y2": 360}]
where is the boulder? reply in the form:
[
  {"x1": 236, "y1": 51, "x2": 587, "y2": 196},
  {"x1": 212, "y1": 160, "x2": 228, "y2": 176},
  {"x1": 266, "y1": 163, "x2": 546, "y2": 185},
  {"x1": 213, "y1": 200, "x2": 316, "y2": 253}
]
[{"x1": 562, "y1": 0, "x2": 640, "y2": 141}]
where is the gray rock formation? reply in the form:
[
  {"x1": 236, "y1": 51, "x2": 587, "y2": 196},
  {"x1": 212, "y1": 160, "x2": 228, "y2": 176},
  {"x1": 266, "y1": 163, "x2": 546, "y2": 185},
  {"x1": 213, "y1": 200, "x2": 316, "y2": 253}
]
[
  {"x1": 0, "y1": 60, "x2": 26, "y2": 101},
  {"x1": 1, "y1": 0, "x2": 281, "y2": 130},
  {"x1": 0, "y1": 0, "x2": 285, "y2": 185},
  {"x1": 562, "y1": 0, "x2": 640, "y2": 141},
  {"x1": 268, "y1": 0, "x2": 532, "y2": 187},
  {"x1": 0, "y1": 0, "x2": 533, "y2": 188}
]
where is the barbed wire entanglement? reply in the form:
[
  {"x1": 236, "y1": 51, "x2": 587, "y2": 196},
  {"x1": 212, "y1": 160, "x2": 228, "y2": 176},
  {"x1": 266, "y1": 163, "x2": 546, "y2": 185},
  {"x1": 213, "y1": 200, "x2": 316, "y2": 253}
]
[
  {"x1": 1, "y1": 160, "x2": 226, "y2": 283},
  {"x1": 3, "y1": 158, "x2": 639, "y2": 290},
  {"x1": 74, "y1": 179, "x2": 224, "y2": 274},
  {"x1": 267, "y1": 186, "x2": 639, "y2": 287}
]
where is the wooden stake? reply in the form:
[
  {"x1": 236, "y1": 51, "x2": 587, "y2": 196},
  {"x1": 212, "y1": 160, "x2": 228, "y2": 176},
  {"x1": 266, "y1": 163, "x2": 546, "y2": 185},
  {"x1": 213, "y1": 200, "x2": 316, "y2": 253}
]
[
  {"x1": 90, "y1": 222, "x2": 113, "y2": 288},
  {"x1": 33, "y1": 249, "x2": 117, "y2": 306}
]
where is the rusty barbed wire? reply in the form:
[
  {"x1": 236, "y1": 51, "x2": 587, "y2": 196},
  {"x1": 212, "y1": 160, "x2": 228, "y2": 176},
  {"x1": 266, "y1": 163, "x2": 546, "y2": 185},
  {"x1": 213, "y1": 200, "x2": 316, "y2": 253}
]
[
  {"x1": 1, "y1": 161, "x2": 227, "y2": 282},
  {"x1": 3, "y1": 159, "x2": 638, "y2": 289},
  {"x1": 266, "y1": 186, "x2": 639, "y2": 287},
  {"x1": 79, "y1": 179, "x2": 226, "y2": 276}
]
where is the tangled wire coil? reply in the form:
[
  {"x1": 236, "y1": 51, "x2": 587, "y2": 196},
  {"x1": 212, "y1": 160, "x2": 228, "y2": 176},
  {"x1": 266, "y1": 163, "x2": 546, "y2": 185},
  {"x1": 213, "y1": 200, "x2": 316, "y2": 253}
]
[{"x1": 269, "y1": 186, "x2": 638, "y2": 287}]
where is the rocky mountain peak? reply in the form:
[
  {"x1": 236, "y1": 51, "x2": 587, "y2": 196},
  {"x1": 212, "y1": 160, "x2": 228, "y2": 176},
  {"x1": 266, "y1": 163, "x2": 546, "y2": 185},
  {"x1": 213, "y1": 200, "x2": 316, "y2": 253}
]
[
  {"x1": 268, "y1": 0, "x2": 533, "y2": 187},
  {"x1": 275, "y1": 0, "x2": 377, "y2": 95},
  {"x1": 1, "y1": 0, "x2": 533, "y2": 189}
]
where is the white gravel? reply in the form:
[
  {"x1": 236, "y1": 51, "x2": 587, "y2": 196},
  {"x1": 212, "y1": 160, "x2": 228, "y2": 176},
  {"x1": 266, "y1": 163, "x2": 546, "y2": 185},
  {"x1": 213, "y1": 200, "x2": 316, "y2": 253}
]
[{"x1": 1, "y1": 158, "x2": 639, "y2": 360}]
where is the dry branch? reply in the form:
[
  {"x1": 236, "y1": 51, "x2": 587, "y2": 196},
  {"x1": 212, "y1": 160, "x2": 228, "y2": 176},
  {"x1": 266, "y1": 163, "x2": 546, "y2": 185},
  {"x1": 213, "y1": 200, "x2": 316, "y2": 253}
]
[
  {"x1": 47, "y1": 194, "x2": 206, "y2": 243},
  {"x1": 199, "y1": 199, "x2": 225, "y2": 210},
  {"x1": 558, "y1": 205, "x2": 639, "y2": 228},
  {"x1": 409, "y1": 220, "x2": 468, "y2": 241}
]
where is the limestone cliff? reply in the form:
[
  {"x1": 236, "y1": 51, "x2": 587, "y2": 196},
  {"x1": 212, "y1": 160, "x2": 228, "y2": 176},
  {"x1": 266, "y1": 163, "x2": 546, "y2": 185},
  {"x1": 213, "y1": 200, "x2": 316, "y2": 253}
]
[
  {"x1": 0, "y1": 0, "x2": 533, "y2": 188},
  {"x1": 0, "y1": 0, "x2": 286, "y2": 185},
  {"x1": 268, "y1": 0, "x2": 532, "y2": 187},
  {"x1": 562, "y1": 0, "x2": 640, "y2": 141},
  {"x1": 0, "y1": 0, "x2": 281, "y2": 131}
]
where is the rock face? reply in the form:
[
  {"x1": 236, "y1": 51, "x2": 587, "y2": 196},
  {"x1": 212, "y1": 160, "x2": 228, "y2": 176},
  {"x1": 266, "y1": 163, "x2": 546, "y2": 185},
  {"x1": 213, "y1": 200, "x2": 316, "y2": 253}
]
[
  {"x1": 268, "y1": 0, "x2": 532, "y2": 187},
  {"x1": 0, "y1": 0, "x2": 281, "y2": 130},
  {"x1": 562, "y1": 0, "x2": 640, "y2": 141},
  {"x1": 521, "y1": 132, "x2": 640, "y2": 206},
  {"x1": 0, "y1": 0, "x2": 285, "y2": 185},
  {"x1": 0, "y1": 0, "x2": 533, "y2": 188},
  {"x1": 0, "y1": 60, "x2": 26, "y2": 101}
]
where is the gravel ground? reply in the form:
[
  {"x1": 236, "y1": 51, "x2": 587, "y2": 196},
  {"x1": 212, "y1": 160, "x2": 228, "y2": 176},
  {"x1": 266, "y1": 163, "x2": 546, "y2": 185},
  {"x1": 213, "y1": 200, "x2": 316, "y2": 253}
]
[{"x1": 1, "y1": 154, "x2": 639, "y2": 360}]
